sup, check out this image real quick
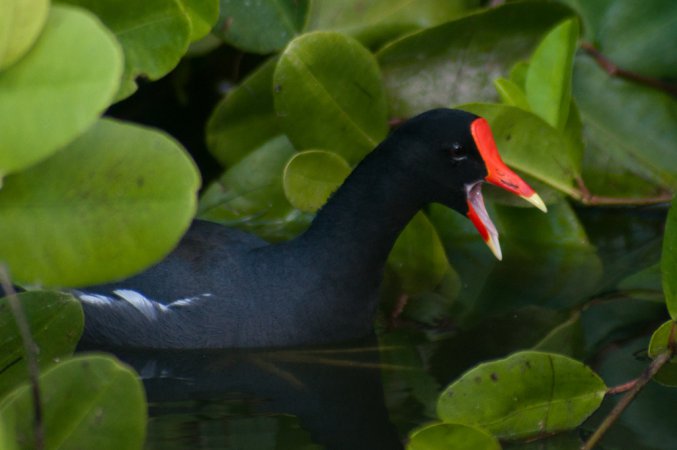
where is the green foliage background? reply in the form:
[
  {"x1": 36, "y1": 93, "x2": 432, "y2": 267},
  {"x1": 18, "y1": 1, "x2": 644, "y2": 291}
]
[{"x1": 0, "y1": 0, "x2": 676, "y2": 449}]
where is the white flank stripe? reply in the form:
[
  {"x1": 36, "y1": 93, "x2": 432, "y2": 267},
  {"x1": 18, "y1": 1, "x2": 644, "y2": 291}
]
[
  {"x1": 78, "y1": 293, "x2": 115, "y2": 306},
  {"x1": 113, "y1": 289, "x2": 168, "y2": 320}
]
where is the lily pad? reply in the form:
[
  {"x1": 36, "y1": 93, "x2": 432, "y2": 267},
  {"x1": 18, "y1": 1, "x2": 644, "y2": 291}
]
[
  {"x1": 0, "y1": 4, "x2": 122, "y2": 179},
  {"x1": 214, "y1": 0, "x2": 309, "y2": 53},
  {"x1": 647, "y1": 320, "x2": 677, "y2": 387},
  {"x1": 206, "y1": 58, "x2": 281, "y2": 167},
  {"x1": 0, "y1": 354, "x2": 146, "y2": 450},
  {"x1": 283, "y1": 150, "x2": 351, "y2": 213},
  {"x1": 61, "y1": 0, "x2": 192, "y2": 99},
  {"x1": 0, "y1": 118, "x2": 200, "y2": 287},
  {"x1": 377, "y1": 1, "x2": 575, "y2": 117},
  {"x1": 0, "y1": 291, "x2": 83, "y2": 397},
  {"x1": 274, "y1": 31, "x2": 388, "y2": 165},
  {"x1": 0, "y1": 0, "x2": 49, "y2": 70},
  {"x1": 525, "y1": 18, "x2": 579, "y2": 130},
  {"x1": 662, "y1": 198, "x2": 677, "y2": 320},
  {"x1": 408, "y1": 422, "x2": 500, "y2": 450},
  {"x1": 437, "y1": 351, "x2": 607, "y2": 440}
]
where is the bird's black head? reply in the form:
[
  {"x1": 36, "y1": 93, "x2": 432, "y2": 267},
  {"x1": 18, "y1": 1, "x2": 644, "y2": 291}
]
[{"x1": 384, "y1": 108, "x2": 547, "y2": 260}]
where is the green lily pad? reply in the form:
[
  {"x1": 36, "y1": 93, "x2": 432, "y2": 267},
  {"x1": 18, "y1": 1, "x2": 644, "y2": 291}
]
[
  {"x1": 283, "y1": 150, "x2": 351, "y2": 213},
  {"x1": 61, "y1": 0, "x2": 192, "y2": 99},
  {"x1": 662, "y1": 198, "x2": 677, "y2": 320},
  {"x1": 525, "y1": 18, "x2": 578, "y2": 130},
  {"x1": 437, "y1": 351, "x2": 607, "y2": 440},
  {"x1": 388, "y1": 212, "x2": 451, "y2": 295},
  {"x1": 214, "y1": 0, "x2": 309, "y2": 53},
  {"x1": 0, "y1": 291, "x2": 83, "y2": 397},
  {"x1": 0, "y1": 0, "x2": 49, "y2": 70},
  {"x1": 180, "y1": 0, "x2": 220, "y2": 41},
  {"x1": 0, "y1": 118, "x2": 200, "y2": 287},
  {"x1": 377, "y1": 2, "x2": 575, "y2": 117},
  {"x1": 0, "y1": 4, "x2": 122, "y2": 179},
  {"x1": 0, "y1": 354, "x2": 146, "y2": 450},
  {"x1": 206, "y1": 58, "x2": 281, "y2": 167},
  {"x1": 274, "y1": 31, "x2": 388, "y2": 165},
  {"x1": 199, "y1": 135, "x2": 312, "y2": 242},
  {"x1": 647, "y1": 320, "x2": 677, "y2": 387},
  {"x1": 459, "y1": 103, "x2": 580, "y2": 197},
  {"x1": 408, "y1": 422, "x2": 500, "y2": 450}
]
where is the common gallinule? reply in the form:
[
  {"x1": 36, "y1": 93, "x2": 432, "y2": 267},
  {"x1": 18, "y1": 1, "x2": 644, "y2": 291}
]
[{"x1": 76, "y1": 109, "x2": 546, "y2": 349}]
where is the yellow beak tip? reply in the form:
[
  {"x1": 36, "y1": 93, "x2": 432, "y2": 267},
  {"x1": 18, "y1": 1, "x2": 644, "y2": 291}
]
[{"x1": 523, "y1": 193, "x2": 548, "y2": 213}]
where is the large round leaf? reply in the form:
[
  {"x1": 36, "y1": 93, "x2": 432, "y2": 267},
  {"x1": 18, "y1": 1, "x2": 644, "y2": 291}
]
[
  {"x1": 596, "y1": 0, "x2": 677, "y2": 79},
  {"x1": 437, "y1": 351, "x2": 607, "y2": 440},
  {"x1": 0, "y1": 291, "x2": 83, "y2": 397},
  {"x1": 459, "y1": 103, "x2": 581, "y2": 197},
  {"x1": 0, "y1": 118, "x2": 200, "y2": 287},
  {"x1": 215, "y1": 0, "x2": 309, "y2": 53},
  {"x1": 429, "y1": 200, "x2": 601, "y2": 321},
  {"x1": 377, "y1": 2, "x2": 575, "y2": 117},
  {"x1": 306, "y1": 0, "x2": 478, "y2": 48},
  {"x1": 199, "y1": 135, "x2": 311, "y2": 242},
  {"x1": 179, "y1": 0, "x2": 219, "y2": 41},
  {"x1": 283, "y1": 150, "x2": 351, "y2": 212},
  {"x1": 0, "y1": 354, "x2": 146, "y2": 450},
  {"x1": 0, "y1": 0, "x2": 49, "y2": 70},
  {"x1": 0, "y1": 4, "x2": 123, "y2": 179},
  {"x1": 61, "y1": 0, "x2": 192, "y2": 99},
  {"x1": 573, "y1": 56, "x2": 677, "y2": 191},
  {"x1": 408, "y1": 423, "x2": 500, "y2": 450},
  {"x1": 206, "y1": 58, "x2": 281, "y2": 167},
  {"x1": 662, "y1": 198, "x2": 677, "y2": 320},
  {"x1": 274, "y1": 31, "x2": 388, "y2": 165}
]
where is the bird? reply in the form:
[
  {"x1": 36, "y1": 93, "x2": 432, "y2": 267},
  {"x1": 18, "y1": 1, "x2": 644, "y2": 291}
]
[{"x1": 75, "y1": 108, "x2": 547, "y2": 350}]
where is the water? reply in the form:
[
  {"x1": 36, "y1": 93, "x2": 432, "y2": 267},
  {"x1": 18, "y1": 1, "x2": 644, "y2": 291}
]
[{"x1": 132, "y1": 206, "x2": 674, "y2": 449}]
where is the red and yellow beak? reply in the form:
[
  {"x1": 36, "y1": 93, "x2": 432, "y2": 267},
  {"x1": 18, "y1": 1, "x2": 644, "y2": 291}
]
[{"x1": 466, "y1": 118, "x2": 547, "y2": 260}]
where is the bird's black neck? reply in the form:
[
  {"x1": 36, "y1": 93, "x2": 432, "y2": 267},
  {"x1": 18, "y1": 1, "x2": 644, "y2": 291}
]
[{"x1": 295, "y1": 143, "x2": 425, "y2": 277}]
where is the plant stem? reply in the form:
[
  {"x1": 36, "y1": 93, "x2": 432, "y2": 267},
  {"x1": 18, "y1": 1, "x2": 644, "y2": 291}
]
[
  {"x1": 0, "y1": 267, "x2": 44, "y2": 450},
  {"x1": 581, "y1": 42, "x2": 677, "y2": 97},
  {"x1": 575, "y1": 176, "x2": 673, "y2": 206},
  {"x1": 581, "y1": 349, "x2": 674, "y2": 450},
  {"x1": 606, "y1": 379, "x2": 638, "y2": 395}
]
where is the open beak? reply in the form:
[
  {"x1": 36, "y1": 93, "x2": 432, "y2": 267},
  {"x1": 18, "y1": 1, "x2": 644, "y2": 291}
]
[{"x1": 465, "y1": 117, "x2": 547, "y2": 260}]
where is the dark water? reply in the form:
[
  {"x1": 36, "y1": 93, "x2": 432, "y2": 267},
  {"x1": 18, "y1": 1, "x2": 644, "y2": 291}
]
[{"x1": 124, "y1": 206, "x2": 675, "y2": 450}]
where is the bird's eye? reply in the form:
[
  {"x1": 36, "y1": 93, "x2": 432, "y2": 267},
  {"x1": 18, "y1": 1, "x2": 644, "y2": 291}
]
[{"x1": 448, "y1": 142, "x2": 467, "y2": 161}]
